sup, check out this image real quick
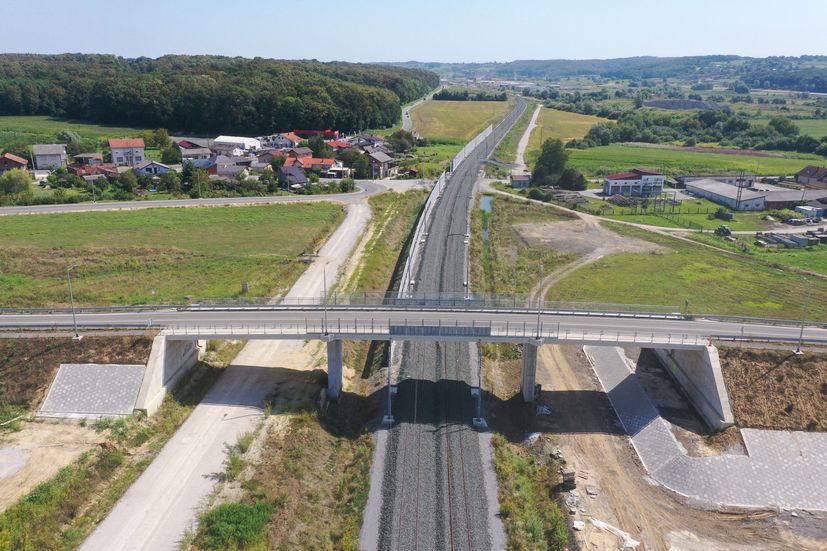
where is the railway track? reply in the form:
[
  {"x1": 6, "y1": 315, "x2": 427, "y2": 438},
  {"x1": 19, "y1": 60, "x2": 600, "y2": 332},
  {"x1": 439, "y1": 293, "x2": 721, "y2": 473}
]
[{"x1": 377, "y1": 97, "x2": 528, "y2": 550}]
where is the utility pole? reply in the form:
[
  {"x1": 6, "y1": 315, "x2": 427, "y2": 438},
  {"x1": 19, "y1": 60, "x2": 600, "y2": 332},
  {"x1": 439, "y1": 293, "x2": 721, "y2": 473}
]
[
  {"x1": 795, "y1": 277, "x2": 812, "y2": 354},
  {"x1": 323, "y1": 263, "x2": 329, "y2": 335},
  {"x1": 67, "y1": 265, "x2": 81, "y2": 340}
]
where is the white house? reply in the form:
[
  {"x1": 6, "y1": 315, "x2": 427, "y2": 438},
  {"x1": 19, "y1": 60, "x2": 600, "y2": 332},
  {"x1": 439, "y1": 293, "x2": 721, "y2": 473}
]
[
  {"x1": 32, "y1": 144, "x2": 67, "y2": 170},
  {"x1": 603, "y1": 169, "x2": 664, "y2": 197},
  {"x1": 135, "y1": 160, "x2": 171, "y2": 176},
  {"x1": 212, "y1": 136, "x2": 262, "y2": 155},
  {"x1": 109, "y1": 138, "x2": 146, "y2": 167},
  {"x1": 180, "y1": 147, "x2": 213, "y2": 161}
]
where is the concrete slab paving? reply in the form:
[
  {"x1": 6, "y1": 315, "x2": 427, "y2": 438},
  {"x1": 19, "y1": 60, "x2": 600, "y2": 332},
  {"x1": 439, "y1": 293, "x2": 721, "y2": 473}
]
[
  {"x1": 39, "y1": 363, "x2": 146, "y2": 419},
  {"x1": 584, "y1": 345, "x2": 827, "y2": 511},
  {"x1": 0, "y1": 449, "x2": 28, "y2": 480}
]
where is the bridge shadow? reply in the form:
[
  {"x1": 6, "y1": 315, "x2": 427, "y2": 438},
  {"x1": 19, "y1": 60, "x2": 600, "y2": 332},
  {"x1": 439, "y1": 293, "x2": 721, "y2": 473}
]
[{"x1": 193, "y1": 363, "x2": 627, "y2": 443}]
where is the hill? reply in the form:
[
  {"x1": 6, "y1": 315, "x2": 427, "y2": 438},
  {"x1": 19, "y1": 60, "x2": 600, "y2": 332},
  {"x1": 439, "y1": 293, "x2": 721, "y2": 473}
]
[{"x1": 0, "y1": 54, "x2": 439, "y2": 134}]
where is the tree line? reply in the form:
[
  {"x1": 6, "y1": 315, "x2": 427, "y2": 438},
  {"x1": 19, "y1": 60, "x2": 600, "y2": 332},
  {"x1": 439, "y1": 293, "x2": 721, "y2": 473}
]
[
  {"x1": 433, "y1": 89, "x2": 507, "y2": 101},
  {"x1": 0, "y1": 54, "x2": 439, "y2": 134}
]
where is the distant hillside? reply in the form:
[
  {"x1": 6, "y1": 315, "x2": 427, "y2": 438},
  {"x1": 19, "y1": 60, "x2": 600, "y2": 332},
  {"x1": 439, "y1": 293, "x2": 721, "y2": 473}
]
[
  {"x1": 0, "y1": 54, "x2": 439, "y2": 134},
  {"x1": 388, "y1": 56, "x2": 827, "y2": 93}
]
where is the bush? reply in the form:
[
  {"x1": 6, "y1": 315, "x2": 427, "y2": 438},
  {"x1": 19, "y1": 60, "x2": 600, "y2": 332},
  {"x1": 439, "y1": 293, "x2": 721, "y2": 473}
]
[{"x1": 197, "y1": 502, "x2": 273, "y2": 550}]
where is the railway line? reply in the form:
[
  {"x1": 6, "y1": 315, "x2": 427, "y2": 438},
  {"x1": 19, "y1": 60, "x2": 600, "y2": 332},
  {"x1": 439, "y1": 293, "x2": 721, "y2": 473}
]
[{"x1": 377, "y1": 97, "x2": 528, "y2": 550}]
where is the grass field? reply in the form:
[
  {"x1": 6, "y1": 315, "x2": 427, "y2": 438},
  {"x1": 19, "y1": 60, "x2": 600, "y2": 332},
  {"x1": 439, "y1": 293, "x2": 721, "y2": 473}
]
[
  {"x1": 547, "y1": 222, "x2": 827, "y2": 320},
  {"x1": 0, "y1": 115, "x2": 150, "y2": 145},
  {"x1": 0, "y1": 203, "x2": 344, "y2": 307},
  {"x1": 692, "y1": 232, "x2": 827, "y2": 276},
  {"x1": 567, "y1": 144, "x2": 817, "y2": 177},
  {"x1": 752, "y1": 117, "x2": 827, "y2": 139},
  {"x1": 525, "y1": 108, "x2": 610, "y2": 166},
  {"x1": 410, "y1": 100, "x2": 513, "y2": 143}
]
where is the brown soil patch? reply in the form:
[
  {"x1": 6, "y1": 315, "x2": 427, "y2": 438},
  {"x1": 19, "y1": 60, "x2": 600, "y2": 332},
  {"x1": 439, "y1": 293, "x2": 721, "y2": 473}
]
[
  {"x1": 0, "y1": 422, "x2": 105, "y2": 512},
  {"x1": 719, "y1": 347, "x2": 827, "y2": 432},
  {"x1": 0, "y1": 336, "x2": 153, "y2": 410},
  {"x1": 529, "y1": 344, "x2": 825, "y2": 550},
  {"x1": 514, "y1": 217, "x2": 665, "y2": 257}
]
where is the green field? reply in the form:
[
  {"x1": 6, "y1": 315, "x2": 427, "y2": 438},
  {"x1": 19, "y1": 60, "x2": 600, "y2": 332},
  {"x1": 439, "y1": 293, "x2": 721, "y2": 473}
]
[
  {"x1": 751, "y1": 117, "x2": 827, "y2": 139},
  {"x1": 0, "y1": 203, "x2": 344, "y2": 307},
  {"x1": 410, "y1": 100, "x2": 513, "y2": 143},
  {"x1": 526, "y1": 108, "x2": 610, "y2": 165},
  {"x1": 547, "y1": 222, "x2": 827, "y2": 321},
  {"x1": 0, "y1": 115, "x2": 151, "y2": 148},
  {"x1": 692, "y1": 232, "x2": 827, "y2": 276},
  {"x1": 568, "y1": 144, "x2": 816, "y2": 177}
]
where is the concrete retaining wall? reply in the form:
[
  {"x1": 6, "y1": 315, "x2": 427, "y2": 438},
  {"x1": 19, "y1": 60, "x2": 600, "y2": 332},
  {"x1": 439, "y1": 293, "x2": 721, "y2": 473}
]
[
  {"x1": 134, "y1": 336, "x2": 201, "y2": 416},
  {"x1": 653, "y1": 345, "x2": 735, "y2": 431}
]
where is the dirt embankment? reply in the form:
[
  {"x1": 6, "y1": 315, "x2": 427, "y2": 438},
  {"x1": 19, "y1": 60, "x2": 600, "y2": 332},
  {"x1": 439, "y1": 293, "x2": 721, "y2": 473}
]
[
  {"x1": 0, "y1": 336, "x2": 153, "y2": 410},
  {"x1": 719, "y1": 347, "x2": 827, "y2": 432}
]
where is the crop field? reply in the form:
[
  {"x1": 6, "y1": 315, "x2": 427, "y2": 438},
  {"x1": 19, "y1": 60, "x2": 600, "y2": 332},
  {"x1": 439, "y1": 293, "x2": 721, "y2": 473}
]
[
  {"x1": 546, "y1": 222, "x2": 827, "y2": 321},
  {"x1": 410, "y1": 99, "x2": 513, "y2": 143},
  {"x1": 525, "y1": 108, "x2": 610, "y2": 165},
  {"x1": 0, "y1": 203, "x2": 344, "y2": 307},
  {"x1": 567, "y1": 144, "x2": 816, "y2": 177}
]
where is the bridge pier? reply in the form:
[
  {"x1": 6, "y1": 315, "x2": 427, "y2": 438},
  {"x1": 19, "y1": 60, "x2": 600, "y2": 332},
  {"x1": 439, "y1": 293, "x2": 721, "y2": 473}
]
[
  {"x1": 521, "y1": 340, "x2": 540, "y2": 402},
  {"x1": 327, "y1": 338, "x2": 343, "y2": 400}
]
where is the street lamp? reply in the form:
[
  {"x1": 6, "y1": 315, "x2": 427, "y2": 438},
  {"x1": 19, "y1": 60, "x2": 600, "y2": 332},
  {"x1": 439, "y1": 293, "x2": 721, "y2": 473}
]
[
  {"x1": 322, "y1": 263, "x2": 329, "y2": 335},
  {"x1": 795, "y1": 277, "x2": 812, "y2": 355},
  {"x1": 67, "y1": 265, "x2": 81, "y2": 340}
]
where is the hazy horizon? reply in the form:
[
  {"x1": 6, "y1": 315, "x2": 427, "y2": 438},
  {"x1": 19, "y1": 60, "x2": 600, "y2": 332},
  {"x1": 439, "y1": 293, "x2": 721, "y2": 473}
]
[{"x1": 0, "y1": 0, "x2": 824, "y2": 63}]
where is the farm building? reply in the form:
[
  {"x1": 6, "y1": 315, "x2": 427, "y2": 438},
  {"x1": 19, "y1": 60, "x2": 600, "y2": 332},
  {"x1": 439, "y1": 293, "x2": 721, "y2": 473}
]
[
  {"x1": 680, "y1": 174, "x2": 757, "y2": 188},
  {"x1": 602, "y1": 169, "x2": 664, "y2": 197},
  {"x1": 685, "y1": 179, "x2": 766, "y2": 211},
  {"x1": 510, "y1": 171, "x2": 532, "y2": 188},
  {"x1": 797, "y1": 165, "x2": 827, "y2": 188}
]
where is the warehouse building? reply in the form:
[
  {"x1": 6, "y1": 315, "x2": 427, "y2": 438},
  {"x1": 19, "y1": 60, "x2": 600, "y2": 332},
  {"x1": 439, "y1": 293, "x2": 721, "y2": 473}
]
[{"x1": 685, "y1": 179, "x2": 767, "y2": 210}]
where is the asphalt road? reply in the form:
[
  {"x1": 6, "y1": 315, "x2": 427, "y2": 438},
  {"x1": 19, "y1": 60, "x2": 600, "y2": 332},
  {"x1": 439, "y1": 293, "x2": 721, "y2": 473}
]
[
  {"x1": 0, "y1": 180, "x2": 422, "y2": 216},
  {"x1": 376, "y1": 98, "x2": 528, "y2": 551}
]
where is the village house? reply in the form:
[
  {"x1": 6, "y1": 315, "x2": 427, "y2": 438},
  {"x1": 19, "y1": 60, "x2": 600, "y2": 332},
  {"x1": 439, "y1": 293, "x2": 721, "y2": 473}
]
[
  {"x1": 32, "y1": 144, "x2": 68, "y2": 170},
  {"x1": 287, "y1": 147, "x2": 313, "y2": 159},
  {"x1": 180, "y1": 147, "x2": 213, "y2": 161},
  {"x1": 73, "y1": 153, "x2": 103, "y2": 166},
  {"x1": 369, "y1": 151, "x2": 397, "y2": 179},
  {"x1": 135, "y1": 160, "x2": 171, "y2": 176},
  {"x1": 0, "y1": 152, "x2": 27, "y2": 174},
  {"x1": 278, "y1": 165, "x2": 309, "y2": 188},
  {"x1": 263, "y1": 132, "x2": 302, "y2": 149},
  {"x1": 109, "y1": 138, "x2": 145, "y2": 167}
]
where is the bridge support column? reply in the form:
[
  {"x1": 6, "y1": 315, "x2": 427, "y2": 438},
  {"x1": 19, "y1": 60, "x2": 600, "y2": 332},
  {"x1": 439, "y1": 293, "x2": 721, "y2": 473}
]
[
  {"x1": 521, "y1": 340, "x2": 540, "y2": 402},
  {"x1": 327, "y1": 339, "x2": 343, "y2": 400}
]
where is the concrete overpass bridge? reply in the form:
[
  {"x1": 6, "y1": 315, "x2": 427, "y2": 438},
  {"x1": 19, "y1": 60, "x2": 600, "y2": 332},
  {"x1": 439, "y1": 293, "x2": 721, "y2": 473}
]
[{"x1": 2, "y1": 296, "x2": 824, "y2": 429}]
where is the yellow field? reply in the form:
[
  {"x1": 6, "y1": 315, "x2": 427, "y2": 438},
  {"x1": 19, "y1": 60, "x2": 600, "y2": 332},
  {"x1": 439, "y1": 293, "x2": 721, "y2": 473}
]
[
  {"x1": 526, "y1": 108, "x2": 610, "y2": 164},
  {"x1": 410, "y1": 100, "x2": 513, "y2": 143}
]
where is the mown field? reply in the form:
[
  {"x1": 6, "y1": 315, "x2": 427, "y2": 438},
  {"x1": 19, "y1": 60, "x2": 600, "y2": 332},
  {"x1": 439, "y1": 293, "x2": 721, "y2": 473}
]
[
  {"x1": 567, "y1": 144, "x2": 816, "y2": 177},
  {"x1": 0, "y1": 115, "x2": 151, "y2": 148},
  {"x1": 547, "y1": 222, "x2": 827, "y2": 320},
  {"x1": 410, "y1": 99, "x2": 513, "y2": 143},
  {"x1": 525, "y1": 108, "x2": 610, "y2": 165},
  {"x1": 0, "y1": 203, "x2": 344, "y2": 307}
]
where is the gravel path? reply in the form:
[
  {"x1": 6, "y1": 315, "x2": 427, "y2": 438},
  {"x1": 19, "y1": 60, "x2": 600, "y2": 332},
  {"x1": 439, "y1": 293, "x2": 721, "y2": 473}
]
[{"x1": 375, "y1": 98, "x2": 527, "y2": 550}]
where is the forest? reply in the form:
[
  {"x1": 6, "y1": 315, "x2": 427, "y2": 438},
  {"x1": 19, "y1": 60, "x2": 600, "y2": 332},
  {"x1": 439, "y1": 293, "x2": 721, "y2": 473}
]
[{"x1": 0, "y1": 54, "x2": 439, "y2": 134}]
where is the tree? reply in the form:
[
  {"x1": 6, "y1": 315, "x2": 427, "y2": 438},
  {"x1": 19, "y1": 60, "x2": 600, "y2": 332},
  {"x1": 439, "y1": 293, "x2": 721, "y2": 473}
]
[
  {"x1": 339, "y1": 149, "x2": 370, "y2": 179},
  {"x1": 115, "y1": 170, "x2": 138, "y2": 193},
  {"x1": 189, "y1": 169, "x2": 211, "y2": 198},
  {"x1": 0, "y1": 168, "x2": 31, "y2": 199},
  {"x1": 159, "y1": 171, "x2": 181, "y2": 193},
  {"x1": 339, "y1": 177, "x2": 355, "y2": 192},
  {"x1": 386, "y1": 130, "x2": 416, "y2": 153},
  {"x1": 151, "y1": 128, "x2": 171, "y2": 149},
  {"x1": 161, "y1": 144, "x2": 182, "y2": 164},
  {"x1": 532, "y1": 139, "x2": 569, "y2": 187},
  {"x1": 557, "y1": 168, "x2": 587, "y2": 191},
  {"x1": 307, "y1": 135, "x2": 333, "y2": 158},
  {"x1": 768, "y1": 116, "x2": 799, "y2": 137}
]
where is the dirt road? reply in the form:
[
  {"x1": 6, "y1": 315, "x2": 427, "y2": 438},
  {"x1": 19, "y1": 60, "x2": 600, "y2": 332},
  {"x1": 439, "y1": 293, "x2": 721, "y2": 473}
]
[
  {"x1": 80, "y1": 200, "x2": 372, "y2": 550},
  {"x1": 535, "y1": 345, "x2": 825, "y2": 550},
  {"x1": 514, "y1": 104, "x2": 541, "y2": 172}
]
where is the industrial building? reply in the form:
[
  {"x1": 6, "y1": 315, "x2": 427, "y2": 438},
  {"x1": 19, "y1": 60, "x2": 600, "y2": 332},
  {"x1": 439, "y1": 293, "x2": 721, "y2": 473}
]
[
  {"x1": 679, "y1": 174, "x2": 757, "y2": 188},
  {"x1": 684, "y1": 179, "x2": 766, "y2": 210},
  {"x1": 602, "y1": 168, "x2": 664, "y2": 197}
]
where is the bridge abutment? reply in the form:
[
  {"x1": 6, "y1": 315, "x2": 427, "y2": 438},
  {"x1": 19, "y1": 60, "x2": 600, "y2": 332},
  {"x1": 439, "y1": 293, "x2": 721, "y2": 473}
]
[
  {"x1": 652, "y1": 345, "x2": 734, "y2": 431},
  {"x1": 327, "y1": 338, "x2": 343, "y2": 400},
  {"x1": 521, "y1": 340, "x2": 540, "y2": 402},
  {"x1": 134, "y1": 336, "x2": 202, "y2": 416}
]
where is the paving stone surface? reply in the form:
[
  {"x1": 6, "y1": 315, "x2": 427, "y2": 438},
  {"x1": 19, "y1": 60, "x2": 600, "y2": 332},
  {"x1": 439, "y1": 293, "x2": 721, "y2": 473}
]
[
  {"x1": 584, "y1": 346, "x2": 827, "y2": 511},
  {"x1": 39, "y1": 364, "x2": 146, "y2": 418}
]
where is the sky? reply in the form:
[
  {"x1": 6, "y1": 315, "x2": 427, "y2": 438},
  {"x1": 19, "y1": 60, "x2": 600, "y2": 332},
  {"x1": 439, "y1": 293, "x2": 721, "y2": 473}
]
[{"x1": 1, "y1": 0, "x2": 825, "y2": 63}]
